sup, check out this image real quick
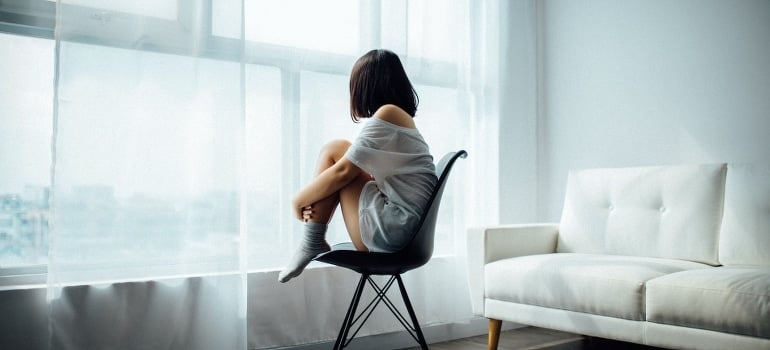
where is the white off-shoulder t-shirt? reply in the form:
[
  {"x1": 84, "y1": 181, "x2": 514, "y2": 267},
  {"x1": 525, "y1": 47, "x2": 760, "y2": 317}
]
[{"x1": 344, "y1": 117, "x2": 437, "y2": 252}]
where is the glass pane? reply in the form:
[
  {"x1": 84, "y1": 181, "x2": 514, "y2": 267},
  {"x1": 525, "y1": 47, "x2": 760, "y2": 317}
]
[
  {"x1": 416, "y1": 85, "x2": 468, "y2": 166},
  {"x1": 56, "y1": 0, "x2": 177, "y2": 21},
  {"x1": 245, "y1": 0, "x2": 360, "y2": 55},
  {"x1": 212, "y1": 0, "x2": 243, "y2": 39},
  {"x1": 52, "y1": 42, "x2": 242, "y2": 280},
  {"x1": 380, "y1": 0, "x2": 407, "y2": 53},
  {"x1": 244, "y1": 65, "x2": 283, "y2": 269},
  {"x1": 0, "y1": 33, "x2": 54, "y2": 268},
  {"x1": 407, "y1": 0, "x2": 465, "y2": 62},
  {"x1": 414, "y1": 84, "x2": 468, "y2": 255}
]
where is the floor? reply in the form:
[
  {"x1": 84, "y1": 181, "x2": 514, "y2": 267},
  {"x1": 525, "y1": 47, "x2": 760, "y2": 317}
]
[{"x1": 401, "y1": 326, "x2": 663, "y2": 350}]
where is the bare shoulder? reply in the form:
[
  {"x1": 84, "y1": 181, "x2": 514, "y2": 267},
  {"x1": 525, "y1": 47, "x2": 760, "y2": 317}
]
[{"x1": 373, "y1": 104, "x2": 416, "y2": 129}]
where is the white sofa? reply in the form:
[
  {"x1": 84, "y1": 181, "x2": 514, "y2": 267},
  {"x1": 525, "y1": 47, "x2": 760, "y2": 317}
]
[{"x1": 467, "y1": 164, "x2": 770, "y2": 350}]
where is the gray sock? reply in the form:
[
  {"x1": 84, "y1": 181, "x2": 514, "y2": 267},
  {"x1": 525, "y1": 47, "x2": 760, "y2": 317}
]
[{"x1": 278, "y1": 222, "x2": 331, "y2": 283}]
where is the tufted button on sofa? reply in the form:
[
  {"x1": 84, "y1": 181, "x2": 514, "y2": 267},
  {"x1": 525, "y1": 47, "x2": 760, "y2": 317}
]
[{"x1": 467, "y1": 163, "x2": 770, "y2": 350}]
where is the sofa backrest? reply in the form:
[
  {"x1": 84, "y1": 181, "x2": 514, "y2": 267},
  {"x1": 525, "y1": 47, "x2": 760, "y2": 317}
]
[
  {"x1": 557, "y1": 164, "x2": 726, "y2": 265},
  {"x1": 719, "y1": 164, "x2": 770, "y2": 266}
]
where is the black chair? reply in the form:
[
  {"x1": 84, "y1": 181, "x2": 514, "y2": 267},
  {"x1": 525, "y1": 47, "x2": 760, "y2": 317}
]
[{"x1": 314, "y1": 150, "x2": 468, "y2": 350}]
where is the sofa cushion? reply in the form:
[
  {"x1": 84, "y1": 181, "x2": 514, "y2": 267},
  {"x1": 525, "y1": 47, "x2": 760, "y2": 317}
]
[
  {"x1": 646, "y1": 267, "x2": 770, "y2": 339},
  {"x1": 720, "y1": 163, "x2": 770, "y2": 266},
  {"x1": 558, "y1": 164, "x2": 726, "y2": 265},
  {"x1": 484, "y1": 253, "x2": 711, "y2": 321}
]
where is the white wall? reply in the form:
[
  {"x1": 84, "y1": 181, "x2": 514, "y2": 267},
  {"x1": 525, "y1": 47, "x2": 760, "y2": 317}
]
[
  {"x1": 498, "y1": 0, "x2": 539, "y2": 223},
  {"x1": 535, "y1": 0, "x2": 770, "y2": 221}
]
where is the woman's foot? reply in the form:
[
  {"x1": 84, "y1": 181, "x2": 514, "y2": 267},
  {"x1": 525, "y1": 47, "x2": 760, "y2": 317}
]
[{"x1": 278, "y1": 222, "x2": 331, "y2": 283}]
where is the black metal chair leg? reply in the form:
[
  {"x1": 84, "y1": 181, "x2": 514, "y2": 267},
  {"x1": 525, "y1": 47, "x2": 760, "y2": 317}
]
[
  {"x1": 333, "y1": 274, "x2": 369, "y2": 350},
  {"x1": 395, "y1": 275, "x2": 429, "y2": 349}
]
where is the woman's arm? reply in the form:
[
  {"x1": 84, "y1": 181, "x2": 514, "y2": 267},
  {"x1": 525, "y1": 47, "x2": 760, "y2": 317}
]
[{"x1": 291, "y1": 157, "x2": 362, "y2": 220}]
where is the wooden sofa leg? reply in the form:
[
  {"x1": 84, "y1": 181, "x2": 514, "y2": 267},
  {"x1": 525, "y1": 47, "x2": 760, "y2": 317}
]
[{"x1": 488, "y1": 318, "x2": 502, "y2": 350}]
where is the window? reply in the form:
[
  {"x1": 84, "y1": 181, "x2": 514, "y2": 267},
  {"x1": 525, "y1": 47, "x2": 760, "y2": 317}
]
[
  {"x1": 53, "y1": 42, "x2": 243, "y2": 276},
  {"x1": 406, "y1": 0, "x2": 465, "y2": 62},
  {"x1": 245, "y1": 0, "x2": 361, "y2": 55},
  {"x1": 55, "y1": 0, "x2": 177, "y2": 20},
  {"x1": 1, "y1": 0, "x2": 469, "y2": 278},
  {"x1": 0, "y1": 32, "x2": 54, "y2": 270}
]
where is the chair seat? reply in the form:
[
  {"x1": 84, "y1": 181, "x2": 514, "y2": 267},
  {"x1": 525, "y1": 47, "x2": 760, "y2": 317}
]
[{"x1": 315, "y1": 243, "x2": 424, "y2": 275}]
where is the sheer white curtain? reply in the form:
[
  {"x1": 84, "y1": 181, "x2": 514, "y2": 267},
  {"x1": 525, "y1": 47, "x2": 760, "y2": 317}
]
[
  {"x1": 48, "y1": 0, "x2": 247, "y2": 348},
  {"x1": 45, "y1": 0, "x2": 506, "y2": 348}
]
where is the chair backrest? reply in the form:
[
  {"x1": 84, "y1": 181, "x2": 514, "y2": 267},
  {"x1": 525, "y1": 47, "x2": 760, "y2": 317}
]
[{"x1": 398, "y1": 150, "x2": 467, "y2": 269}]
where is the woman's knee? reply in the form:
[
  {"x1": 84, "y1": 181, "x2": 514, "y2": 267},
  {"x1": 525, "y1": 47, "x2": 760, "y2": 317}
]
[{"x1": 320, "y1": 139, "x2": 352, "y2": 161}]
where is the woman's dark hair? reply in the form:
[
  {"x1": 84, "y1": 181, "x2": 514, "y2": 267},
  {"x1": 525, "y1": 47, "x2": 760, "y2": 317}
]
[{"x1": 349, "y1": 49, "x2": 419, "y2": 122}]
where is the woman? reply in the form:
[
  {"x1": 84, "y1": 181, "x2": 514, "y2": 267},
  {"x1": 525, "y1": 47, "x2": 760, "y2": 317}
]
[{"x1": 278, "y1": 49, "x2": 437, "y2": 283}]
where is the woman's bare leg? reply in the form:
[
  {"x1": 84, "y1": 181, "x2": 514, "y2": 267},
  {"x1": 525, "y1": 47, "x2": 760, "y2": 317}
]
[
  {"x1": 339, "y1": 172, "x2": 370, "y2": 251},
  {"x1": 278, "y1": 140, "x2": 369, "y2": 282},
  {"x1": 302, "y1": 140, "x2": 348, "y2": 225},
  {"x1": 304, "y1": 139, "x2": 370, "y2": 251}
]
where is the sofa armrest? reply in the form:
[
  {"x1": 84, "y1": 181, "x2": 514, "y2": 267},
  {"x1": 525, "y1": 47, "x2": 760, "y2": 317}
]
[{"x1": 466, "y1": 223, "x2": 560, "y2": 316}]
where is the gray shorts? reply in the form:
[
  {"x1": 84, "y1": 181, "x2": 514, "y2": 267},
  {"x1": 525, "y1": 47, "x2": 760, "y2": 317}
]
[{"x1": 358, "y1": 181, "x2": 419, "y2": 253}]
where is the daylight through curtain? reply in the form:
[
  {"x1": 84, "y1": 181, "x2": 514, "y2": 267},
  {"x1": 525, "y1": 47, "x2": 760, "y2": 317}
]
[
  {"x1": 47, "y1": 0, "x2": 247, "y2": 348},
  {"x1": 43, "y1": 0, "x2": 505, "y2": 348}
]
